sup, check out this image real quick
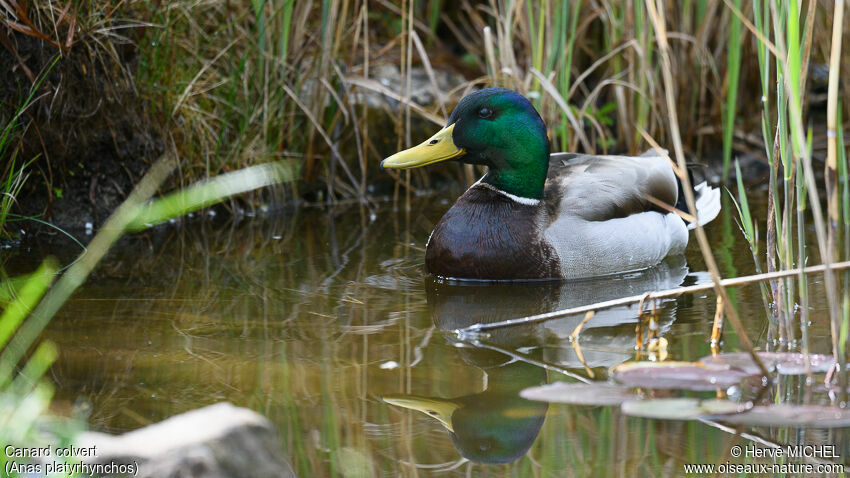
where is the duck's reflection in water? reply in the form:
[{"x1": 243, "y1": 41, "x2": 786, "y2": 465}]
[
  {"x1": 384, "y1": 257, "x2": 694, "y2": 464},
  {"x1": 384, "y1": 356, "x2": 547, "y2": 464},
  {"x1": 541, "y1": 256, "x2": 692, "y2": 369}
]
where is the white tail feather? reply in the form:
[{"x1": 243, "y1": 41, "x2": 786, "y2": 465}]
[{"x1": 689, "y1": 182, "x2": 721, "y2": 230}]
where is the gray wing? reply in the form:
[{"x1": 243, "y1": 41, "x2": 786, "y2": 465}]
[{"x1": 543, "y1": 151, "x2": 679, "y2": 223}]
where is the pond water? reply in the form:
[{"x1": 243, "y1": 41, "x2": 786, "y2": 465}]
[{"x1": 5, "y1": 191, "x2": 850, "y2": 476}]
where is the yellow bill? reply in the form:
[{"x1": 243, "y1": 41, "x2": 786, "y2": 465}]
[
  {"x1": 382, "y1": 395, "x2": 462, "y2": 432},
  {"x1": 381, "y1": 123, "x2": 465, "y2": 169}
]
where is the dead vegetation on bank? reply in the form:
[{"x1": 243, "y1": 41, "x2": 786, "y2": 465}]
[
  {"x1": 0, "y1": 0, "x2": 847, "y2": 213},
  {"x1": 1, "y1": 0, "x2": 162, "y2": 227}
]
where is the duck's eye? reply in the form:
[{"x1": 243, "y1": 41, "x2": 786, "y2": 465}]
[{"x1": 477, "y1": 107, "x2": 494, "y2": 119}]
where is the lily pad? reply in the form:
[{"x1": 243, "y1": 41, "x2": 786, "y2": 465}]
[
  {"x1": 622, "y1": 398, "x2": 750, "y2": 420},
  {"x1": 698, "y1": 352, "x2": 835, "y2": 375},
  {"x1": 520, "y1": 382, "x2": 635, "y2": 406},
  {"x1": 708, "y1": 404, "x2": 850, "y2": 428},
  {"x1": 611, "y1": 361, "x2": 755, "y2": 391}
]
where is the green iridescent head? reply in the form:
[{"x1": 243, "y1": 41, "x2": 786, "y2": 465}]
[{"x1": 382, "y1": 88, "x2": 551, "y2": 200}]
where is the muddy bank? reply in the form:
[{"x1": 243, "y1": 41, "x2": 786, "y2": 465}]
[
  {"x1": 2, "y1": 41, "x2": 464, "y2": 233},
  {"x1": 3, "y1": 26, "x2": 164, "y2": 232}
]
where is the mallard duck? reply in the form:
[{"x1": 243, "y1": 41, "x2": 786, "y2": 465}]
[
  {"x1": 382, "y1": 87, "x2": 720, "y2": 281},
  {"x1": 382, "y1": 359, "x2": 547, "y2": 464}
]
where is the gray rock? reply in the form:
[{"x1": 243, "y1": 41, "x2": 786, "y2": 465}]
[
  {"x1": 359, "y1": 64, "x2": 463, "y2": 107},
  {"x1": 300, "y1": 63, "x2": 465, "y2": 114},
  {"x1": 76, "y1": 402, "x2": 295, "y2": 478}
]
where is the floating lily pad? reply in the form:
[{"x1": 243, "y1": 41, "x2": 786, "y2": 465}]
[
  {"x1": 611, "y1": 361, "x2": 755, "y2": 391},
  {"x1": 698, "y1": 352, "x2": 835, "y2": 375},
  {"x1": 622, "y1": 398, "x2": 750, "y2": 420},
  {"x1": 708, "y1": 404, "x2": 850, "y2": 428},
  {"x1": 520, "y1": 382, "x2": 635, "y2": 406}
]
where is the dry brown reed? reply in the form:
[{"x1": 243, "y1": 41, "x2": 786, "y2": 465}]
[{"x1": 4, "y1": 1, "x2": 847, "y2": 207}]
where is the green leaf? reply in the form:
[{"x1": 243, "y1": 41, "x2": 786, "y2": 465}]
[{"x1": 126, "y1": 161, "x2": 296, "y2": 231}]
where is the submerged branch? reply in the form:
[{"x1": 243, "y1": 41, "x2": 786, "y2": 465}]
[
  {"x1": 457, "y1": 339, "x2": 592, "y2": 384},
  {"x1": 454, "y1": 261, "x2": 850, "y2": 335}
]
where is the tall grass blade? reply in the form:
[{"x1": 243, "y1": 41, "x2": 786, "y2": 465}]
[
  {"x1": 721, "y1": 0, "x2": 743, "y2": 182},
  {"x1": 0, "y1": 260, "x2": 57, "y2": 386},
  {"x1": 126, "y1": 161, "x2": 296, "y2": 231}
]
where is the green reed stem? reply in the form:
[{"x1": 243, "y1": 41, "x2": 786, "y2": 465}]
[
  {"x1": 732, "y1": 161, "x2": 772, "y2": 322},
  {"x1": 721, "y1": 0, "x2": 743, "y2": 182}
]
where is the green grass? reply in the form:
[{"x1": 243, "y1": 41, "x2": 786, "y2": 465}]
[
  {"x1": 0, "y1": 260, "x2": 74, "y2": 478},
  {"x1": 0, "y1": 57, "x2": 58, "y2": 239},
  {"x1": 726, "y1": 0, "x2": 849, "y2": 386},
  {"x1": 135, "y1": 0, "x2": 368, "y2": 196},
  {"x1": 722, "y1": 0, "x2": 743, "y2": 182}
]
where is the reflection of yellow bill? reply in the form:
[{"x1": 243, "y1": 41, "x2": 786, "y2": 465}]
[
  {"x1": 382, "y1": 395, "x2": 461, "y2": 432},
  {"x1": 381, "y1": 124, "x2": 465, "y2": 169}
]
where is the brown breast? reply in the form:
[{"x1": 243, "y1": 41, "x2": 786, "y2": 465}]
[{"x1": 425, "y1": 186, "x2": 561, "y2": 280}]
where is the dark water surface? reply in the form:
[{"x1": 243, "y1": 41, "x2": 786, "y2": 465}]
[{"x1": 5, "y1": 193, "x2": 849, "y2": 476}]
